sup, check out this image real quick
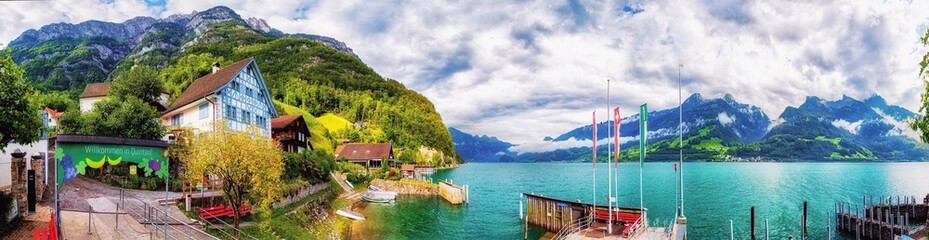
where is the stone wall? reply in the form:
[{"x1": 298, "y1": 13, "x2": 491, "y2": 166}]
[
  {"x1": 370, "y1": 179, "x2": 438, "y2": 195},
  {"x1": 273, "y1": 182, "x2": 330, "y2": 208},
  {"x1": 10, "y1": 153, "x2": 26, "y2": 217}
]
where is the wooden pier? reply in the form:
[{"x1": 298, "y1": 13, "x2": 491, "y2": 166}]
[
  {"x1": 834, "y1": 194, "x2": 929, "y2": 239},
  {"x1": 522, "y1": 193, "x2": 656, "y2": 239}
]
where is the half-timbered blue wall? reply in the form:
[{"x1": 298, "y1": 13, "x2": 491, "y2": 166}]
[{"x1": 217, "y1": 60, "x2": 277, "y2": 136}]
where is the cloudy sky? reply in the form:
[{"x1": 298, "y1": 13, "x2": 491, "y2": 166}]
[{"x1": 2, "y1": 0, "x2": 929, "y2": 152}]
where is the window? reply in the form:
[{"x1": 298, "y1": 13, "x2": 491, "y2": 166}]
[
  {"x1": 298, "y1": 132, "x2": 305, "y2": 142},
  {"x1": 224, "y1": 104, "x2": 231, "y2": 118},
  {"x1": 246, "y1": 88, "x2": 253, "y2": 97},
  {"x1": 171, "y1": 113, "x2": 184, "y2": 126},
  {"x1": 199, "y1": 103, "x2": 209, "y2": 119}
]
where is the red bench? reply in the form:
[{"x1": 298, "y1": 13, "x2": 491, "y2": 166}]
[
  {"x1": 594, "y1": 211, "x2": 641, "y2": 223},
  {"x1": 197, "y1": 204, "x2": 252, "y2": 220}
]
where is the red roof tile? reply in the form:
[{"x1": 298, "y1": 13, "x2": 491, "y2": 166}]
[
  {"x1": 271, "y1": 115, "x2": 302, "y2": 129},
  {"x1": 45, "y1": 108, "x2": 63, "y2": 122},
  {"x1": 164, "y1": 58, "x2": 254, "y2": 114},
  {"x1": 336, "y1": 143, "x2": 393, "y2": 160},
  {"x1": 80, "y1": 82, "x2": 110, "y2": 98}
]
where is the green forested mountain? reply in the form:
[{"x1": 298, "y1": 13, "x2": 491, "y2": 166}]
[{"x1": 6, "y1": 6, "x2": 460, "y2": 165}]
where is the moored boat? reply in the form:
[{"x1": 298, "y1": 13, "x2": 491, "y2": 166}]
[{"x1": 361, "y1": 193, "x2": 393, "y2": 203}]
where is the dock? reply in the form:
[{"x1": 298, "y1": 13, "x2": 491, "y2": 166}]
[
  {"x1": 439, "y1": 180, "x2": 469, "y2": 205},
  {"x1": 834, "y1": 194, "x2": 929, "y2": 239},
  {"x1": 521, "y1": 193, "x2": 681, "y2": 240}
]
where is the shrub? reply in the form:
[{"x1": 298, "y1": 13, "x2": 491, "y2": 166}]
[{"x1": 0, "y1": 191, "x2": 20, "y2": 237}]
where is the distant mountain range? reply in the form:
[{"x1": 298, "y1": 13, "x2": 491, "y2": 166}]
[
  {"x1": 448, "y1": 127, "x2": 516, "y2": 162},
  {"x1": 8, "y1": 6, "x2": 355, "y2": 91},
  {"x1": 450, "y1": 93, "x2": 929, "y2": 162}
]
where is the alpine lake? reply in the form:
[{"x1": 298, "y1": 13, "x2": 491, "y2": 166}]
[{"x1": 351, "y1": 162, "x2": 929, "y2": 239}]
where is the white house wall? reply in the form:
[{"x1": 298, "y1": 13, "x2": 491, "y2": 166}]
[
  {"x1": 79, "y1": 96, "x2": 105, "y2": 112},
  {"x1": 162, "y1": 97, "x2": 220, "y2": 133}
]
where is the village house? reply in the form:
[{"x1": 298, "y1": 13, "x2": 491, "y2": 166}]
[
  {"x1": 79, "y1": 82, "x2": 169, "y2": 112},
  {"x1": 335, "y1": 143, "x2": 400, "y2": 170},
  {"x1": 160, "y1": 58, "x2": 277, "y2": 137},
  {"x1": 78, "y1": 82, "x2": 109, "y2": 112},
  {"x1": 271, "y1": 115, "x2": 313, "y2": 153}
]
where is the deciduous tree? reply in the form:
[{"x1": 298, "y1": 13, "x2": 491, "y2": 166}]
[
  {"x1": 111, "y1": 66, "x2": 165, "y2": 104},
  {"x1": 0, "y1": 48, "x2": 42, "y2": 152},
  {"x1": 185, "y1": 123, "x2": 283, "y2": 237},
  {"x1": 911, "y1": 30, "x2": 929, "y2": 143}
]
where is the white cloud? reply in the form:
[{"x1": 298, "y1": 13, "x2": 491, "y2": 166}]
[
  {"x1": 718, "y1": 112, "x2": 735, "y2": 126},
  {"x1": 510, "y1": 136, "x2": 636, "y2": 154},
  {"x1": 832, "y1": 119, "x2": 863, "y2": 134},
  {"x1": 3, "y1": 0, "x2": 929, "y2": 150}
]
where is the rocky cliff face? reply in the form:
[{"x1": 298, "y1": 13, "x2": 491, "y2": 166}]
[{"x1": 7, "y1": 5, "x2": 357, "y2": 91}]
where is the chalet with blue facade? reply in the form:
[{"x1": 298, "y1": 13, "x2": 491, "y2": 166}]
[{"x1": 161, "y1": 58, "x2": 277, "y2": 137}]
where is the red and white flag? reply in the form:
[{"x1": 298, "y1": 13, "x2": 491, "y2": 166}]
[
  {"x1": 592, "y1": 111, "x2": 597, "y2": 169},
  {"x1": 614, "y1": 107, "x2": 621, "y2": 165}
]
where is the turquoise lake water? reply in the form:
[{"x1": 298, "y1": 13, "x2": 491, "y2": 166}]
[{"x1": 355, "y1": 162, "x2": 929, "y2": 239}]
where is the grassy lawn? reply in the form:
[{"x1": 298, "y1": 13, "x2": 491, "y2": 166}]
[
  {"x1": 317, "y1": 113, "x2": 352, "y2": 134},
  {"x1": 197, "y1": 181, "x2": 352, "y2": 239}
]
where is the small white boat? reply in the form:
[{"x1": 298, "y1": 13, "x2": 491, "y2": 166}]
[
  {"x1": 367, "y1": 186, "x2": 398, "y2": 199},
  {"x1": 336, "y1": 209, "x2": 365, "y2": 220}
]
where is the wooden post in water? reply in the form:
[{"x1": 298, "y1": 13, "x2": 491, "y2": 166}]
[
  {"x1": 800, "y1": 201, "x2": 807, "y2": 239},
  {"x1": 729, "y1": 219, "x2": 734, "y2": 240},
  {"x1": 519, "y1": 193, "x2": 524, "y2": 219},
  {"x1": 751, "y1": 206, "x2": 756, "y2": 239},
  {"x1": 765, "y1": 218, "x2": 769, "y2": 240}
]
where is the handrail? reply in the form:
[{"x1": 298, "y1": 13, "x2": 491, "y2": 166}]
[{"x1": 552, "y1": 213, "x2": 595, "y2": 240}]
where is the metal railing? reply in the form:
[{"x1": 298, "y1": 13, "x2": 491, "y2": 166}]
[
  {"x1": 551, "y1": 213, "x2": 595, "y2": 240},
  {"x1": 121, "y1": 191, "x2": 220, "y2": 240}
]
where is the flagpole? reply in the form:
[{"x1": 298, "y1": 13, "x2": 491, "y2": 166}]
[
  {"x1": 592, "y1": 111, "x2": 597, "y2": 216},
  {"x1": 639, "y1": 104, "x2": 647, "y2": 212},
  {"x1": 678, "y1": 64, "x2": 687, "y2": 223},
  {"x1": 607, "y1": 79, "x2": 612, "y2": 234}
]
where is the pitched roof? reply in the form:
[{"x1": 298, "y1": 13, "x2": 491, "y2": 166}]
[
  {"x1": 80, "y1": 82, "x2": 110, "y2": 98},
  {"x1": 45, "y1": 108, "x2": 63, "y2": 122},
  {"x1": 336, "y1": 143, "x2": 393, "y2": 160},
  {"x1": 164, "y1": 58, "x2": 254, "y2": 114},
  {"x1": 271, "y1": 115, "x2": 302, "y2": 129}
]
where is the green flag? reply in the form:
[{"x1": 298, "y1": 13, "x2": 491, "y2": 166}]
[{"x1": 639, "y1": 104, "x2": 647, "y2": 166}]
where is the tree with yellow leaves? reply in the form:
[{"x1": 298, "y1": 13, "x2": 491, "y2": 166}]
[{"x1": 185, "y1": 122, "x2": 283, "y2": 236}]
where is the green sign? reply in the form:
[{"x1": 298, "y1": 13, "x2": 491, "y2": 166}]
[
  {"x1": 56, "y1": 142, "x2": 168, "y2": 185},
  {"x1": 639, "y1": 104, "x2": 647, "y2": 166}
]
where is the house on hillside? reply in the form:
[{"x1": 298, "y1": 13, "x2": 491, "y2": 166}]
[
  {"x1": 161, "y1": 58, "x2": 278, "y2": 137},
  {"x1": 335, "y1": 143, "x2": 399, "y2": 170},
  {"x1": 271, "y1": 115, "x2": 313, "y2": 153},
  {"x1": 79, "y1": 83, "x2": 110, "y2": 112},
  {"x1": 79, "y1": 82, "x2": 169, "y2": 112}
]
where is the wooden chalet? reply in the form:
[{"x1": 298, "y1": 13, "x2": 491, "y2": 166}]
[{"x1": 271, "y1": 115, "x2": 313, "y2": 153}]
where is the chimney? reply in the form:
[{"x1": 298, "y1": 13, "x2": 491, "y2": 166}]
[{"x1": 212, "y1": 62, "x2": 221, "y2": 74}]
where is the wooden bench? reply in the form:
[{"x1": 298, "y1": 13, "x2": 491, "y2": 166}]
[{"x1": 197, "y1": 204, "x2": 252, "y2": 220}]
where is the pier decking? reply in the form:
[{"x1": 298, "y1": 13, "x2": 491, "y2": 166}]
[
  {"x1": 834, "y1": 195, "x2": 929, "y2": 239},
  {"x1": 522, "y1": 193, "x2": 680, "y2": 240}
]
